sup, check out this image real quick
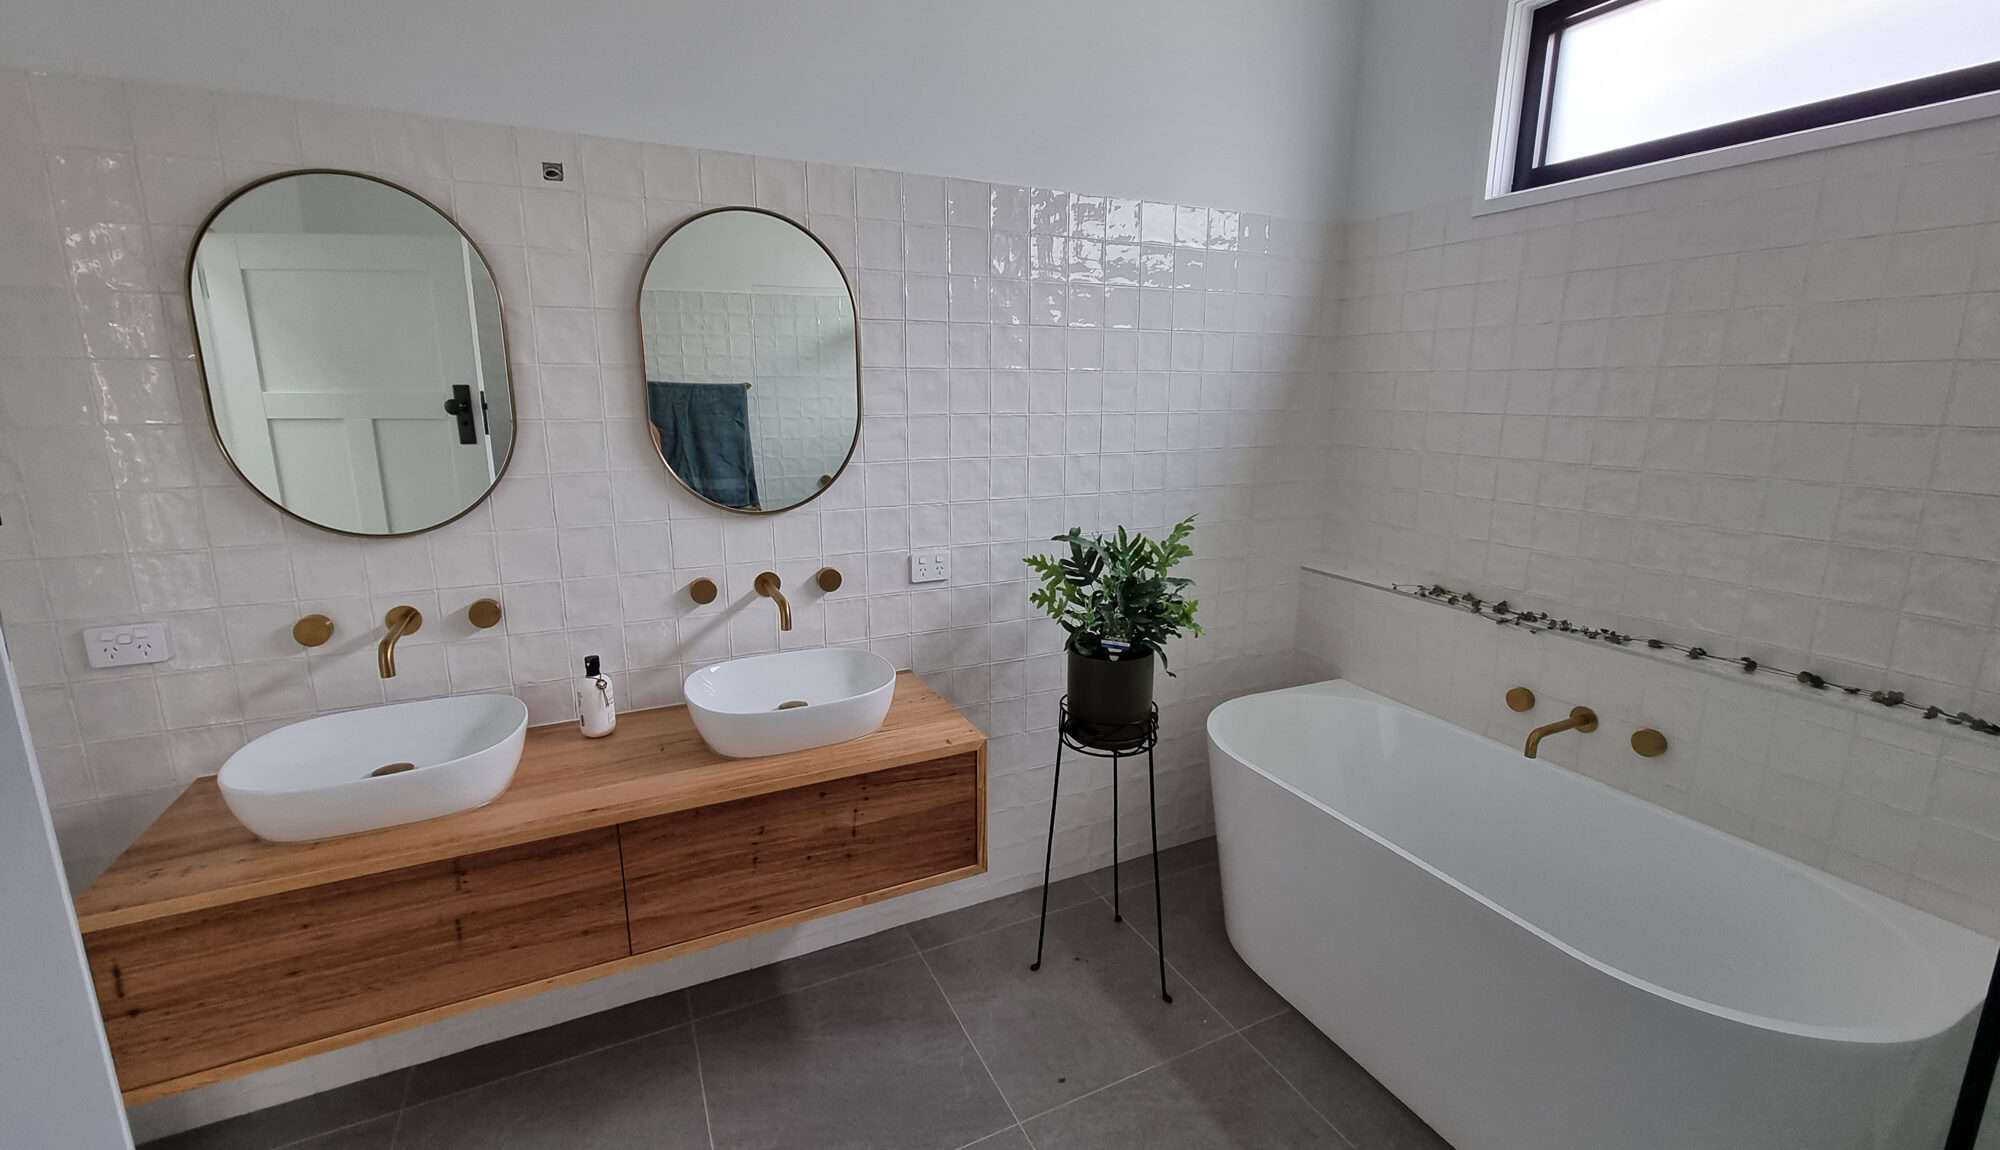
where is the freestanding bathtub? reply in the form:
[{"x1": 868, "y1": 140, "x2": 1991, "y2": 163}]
[{"x1": 1207, "y1": 680, "x2": 1996, "y2": 1150}]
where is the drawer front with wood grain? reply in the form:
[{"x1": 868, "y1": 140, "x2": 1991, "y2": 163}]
[
  {"x1": 621, "y1": 753, "x2": 982, "y2": 954},
  {"x1": 84, "y1": 828, "x2": 629, "y2": 1092}
]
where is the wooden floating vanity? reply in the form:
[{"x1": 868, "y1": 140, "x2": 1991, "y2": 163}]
[{"x1": 74, "y1": 672, "x2": 986, "y2": 1103}]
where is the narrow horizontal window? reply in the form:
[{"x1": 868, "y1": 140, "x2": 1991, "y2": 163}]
[{"x1": 1512, "y1": 0, "x2": 2000, "y2": 191}]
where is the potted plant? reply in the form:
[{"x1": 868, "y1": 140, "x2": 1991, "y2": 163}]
[{"x1": 1024, "y1": 515, "x2": 1202, "y2": 749}]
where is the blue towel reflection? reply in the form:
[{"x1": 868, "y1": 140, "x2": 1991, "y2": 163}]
[{"x1": 647, "y1": 380, "x2": 759, "y2": 509}]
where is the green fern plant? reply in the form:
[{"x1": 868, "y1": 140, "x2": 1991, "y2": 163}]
[{"x1": 1024, "y1": 515, "x2": 1202, "y2": 673}]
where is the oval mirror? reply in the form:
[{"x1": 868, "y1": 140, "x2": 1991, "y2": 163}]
[
  {"x1": 638, "y1": 208, "x2": 859, "y2": 513},
  {"x1": 188, "y1": 170, "x2": 515, "y2": 536}
]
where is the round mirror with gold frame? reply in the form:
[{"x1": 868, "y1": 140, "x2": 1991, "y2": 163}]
[
  {"x1": 637, "y1": 207, "x2": 860, "y2": 514},
  {"x1": 187, "y1": 169, "x2": 517, "y2": 537}
]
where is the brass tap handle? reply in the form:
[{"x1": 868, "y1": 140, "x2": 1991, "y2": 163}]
[
  {"x1": 1505, "y1": 687, "x2": 1536, "y2": 712},
  {"x1": 1524, "y1": 706, "x2": 1597, "y2": 759},
  {"x1": 292, "y1": 614, "x2": 334, "y2": 648},
  {"x1": 1632, "y1": 729, "x2": 1669, "y2": 758},
  {"x1": 467, "y1": 598, "x2": 503, "y2": 629},
  {"x1": 816, "y1": 567, "x2": 843, "y2": 593},
  {"x1": 378, "y1": 606, "x2": 423, "y2": 679},
  {"x1": 688, "y1": 577, "x2": 718, "y2": 605},
  {"x1": 754, "y1": 571, "x2": 791, "y2": 631}
]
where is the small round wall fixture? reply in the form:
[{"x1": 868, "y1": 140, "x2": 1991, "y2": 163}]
[
  {"x1": 1505, "y1": 686, "x2": 1536, "y2": 712},
  {"x1": 1632, "y1": 729, "x2": 1669, "y2": 758},
  {"x1": 292, "y1": 614, "x2": 334, "y2": 648}
]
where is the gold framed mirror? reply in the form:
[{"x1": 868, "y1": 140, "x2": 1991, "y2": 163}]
[
  {"x1": 637, "y1": 207, "x2": 860, "y2": 514},
  {"x1": 186, "y1": 170, "x2": 516, "y2": 537}
]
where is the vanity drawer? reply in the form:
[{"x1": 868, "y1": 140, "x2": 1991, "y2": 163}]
[
  {"x1": 84, "y1": 827, "x2": 629, "y2": 1093},
  {"x1": 620, "y1": 753, "x2": 982, "y2": 954}
]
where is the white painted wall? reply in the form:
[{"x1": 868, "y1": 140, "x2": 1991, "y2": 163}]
[
  {"x1": 0, "y1": 0, "x2": 1360, "y2": 220},
  {"x1": 0, "y1": 626, "x2": 132, "y2": 1150},
  {"x1": 1345, "y1": 0, "x2": 1505, "y2": 217}
]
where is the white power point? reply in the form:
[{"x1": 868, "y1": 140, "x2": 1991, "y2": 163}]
[
  {"x1": 910, "y1": 550, "x2": 951, "y2": 584},
  {"x1": 85, "y1": 621, "x2": 172, "y2": 669}
]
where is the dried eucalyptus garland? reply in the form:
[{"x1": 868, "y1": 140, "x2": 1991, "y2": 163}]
[{"x1": 1389, "y1": 581, "x2": 2000, "y2": 738}]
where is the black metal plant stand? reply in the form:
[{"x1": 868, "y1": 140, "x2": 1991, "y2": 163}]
[{"x1": 1030, "y1": 697, "x2": 1171, "y2": 1003}]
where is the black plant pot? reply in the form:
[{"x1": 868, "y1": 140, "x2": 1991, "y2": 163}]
[{"x1": 1066, "y1": 646, "x2": 1155, "y2": 751}]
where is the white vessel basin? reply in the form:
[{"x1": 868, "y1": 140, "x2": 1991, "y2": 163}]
[
  {"x1": 684, "y1": 648, "x2": 897, "y2": 758},
  {"x1": 217, "y1": 694, "x2": 529, "y2": 842}
]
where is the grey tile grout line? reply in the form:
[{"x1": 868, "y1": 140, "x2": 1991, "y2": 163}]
[
  {"x1": 686, "y1": 931, "x2": 925, "y2": 1024},
  {"x1": 1097, "y1": 880, "x2": 1236, "y2": 1030},
  {"x1": 374, "y1": 1017, "x2": 696, "y2": 1130},
  {"x1": 947, "y1": 1126, "x2": 1028, "y2": 1150},
  {"x1": 244, "y1": 877, "x2": 1155, "y2": 1150},
  {"x1": 687, "y1": 879, "x2": 1116, "y2": 1024},
  {"x1": 260, "y1": 1109, "x2": 397, "y2": 1150},
  {"x1": 688, "y1": 1016, "x2": 717, "y2": 1150},
  {"x1": 1090, "y1": 868, "x2": 1364, "y2": 1145},
  {"x1": 1011, "y1": 1029, "x2": 1244, "y2": 1127},
  {"x1": 913, "y1": 944, "x2": 1037, "y2": 1150},
  {"x1": 1239, "y1": 1033, "x2": 1362, "y2": 1150},
  {"x1": 385, "y1": 1060, "x2": 415, "y2": 1150}
]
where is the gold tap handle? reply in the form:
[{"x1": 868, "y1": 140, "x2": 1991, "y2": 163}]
[
  {"x1": 292, "y1": 614, "x2": 334, "y2": 648},
  {"x1": 468, "y1": 598, "x2": 503, "y2": 628}
]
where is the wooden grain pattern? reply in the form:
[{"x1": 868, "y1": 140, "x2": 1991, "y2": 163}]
[
  {"x1": 76, "y1": 672, "x2": 984, "y2": 932},
  {"x1": 87, "y1": 829, "x2": 627, "y2": 1092},
  {"x1": 120, "y1": 860, "x2": 985, "y2": 1105},
  {"x1": 622, "y1": 754, "x2": 981, "y2": 953}
]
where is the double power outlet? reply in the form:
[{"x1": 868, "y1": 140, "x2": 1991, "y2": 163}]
[
  {"x1": 85, "y1": 621, "x2": 172, "y2": 669},
  {"x1": 909, "y1": 550, "x2": 951, "y2": 584}
]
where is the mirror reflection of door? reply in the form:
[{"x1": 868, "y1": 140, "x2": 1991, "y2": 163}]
[
  {"x1": 637, "y1": 208, "x2": 859, "y2": 514},
  {"x1": 188, "y1": 172, "x2": 514, "y2": 536}
]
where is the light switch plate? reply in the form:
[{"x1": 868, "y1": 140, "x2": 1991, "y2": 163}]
[
  {"x1": 910, "y1": 550, "x2": 951, "y2": 584},
  {"x1": 85, "y1": 621, "x2": 172, "y2": 668}
]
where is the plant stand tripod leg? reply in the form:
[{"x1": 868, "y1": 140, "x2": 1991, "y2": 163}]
[
  {"x1": 1031, "y1": 737, "x2": 1064, "y2": 972},
  {"x1": 1112, "y1": 750, "x2": 1121, "y2": 922},
  {"x1": 1149, "y1": 743, "x2": 1171, "y2": 1003}
]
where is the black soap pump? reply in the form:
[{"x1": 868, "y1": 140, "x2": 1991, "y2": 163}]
[{"x1": 577, "y1": 654, "x2": 616, "y2": 738}]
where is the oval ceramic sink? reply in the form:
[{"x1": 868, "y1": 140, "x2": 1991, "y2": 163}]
[
  {"x1": 218, "y1": 694, "x2": 529, "y2": 842},
  {"x1": 684, "y1": 648, "x2": 897, "y2": 758}
]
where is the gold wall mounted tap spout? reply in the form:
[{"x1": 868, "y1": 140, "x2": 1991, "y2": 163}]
[
  {"x1": 1524, "y1": 706, "x2": 1597, "y2": 758},
  {"x1": 378, "y1": 606, "x2": 423, "y2": 678},
  {"x1": 754, "y1": 572, "x2": 791, "y2": 631}
]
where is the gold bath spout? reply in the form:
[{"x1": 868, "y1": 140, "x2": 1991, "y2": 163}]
[
  {"x1": 754, "y1": 572, "x2": 791, "y2": 631},
  {"x1": 1524, "y1": 706, "x2": 1597, "y2": 758},
  {"x1": 378, "y1": 606, "x2": 423, "y2": 678}
]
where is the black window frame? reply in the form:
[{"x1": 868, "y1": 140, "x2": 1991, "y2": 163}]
[{"x1": 1512, "y1": 0, "x2": 2000, "y2": 191}]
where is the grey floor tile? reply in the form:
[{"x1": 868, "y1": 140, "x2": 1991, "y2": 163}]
[
  {"x1": 139, "y1": 1070, "x2": 408, "y2": 1150},
  {"x1": 908, "y1": 875, "x2": 1102, "y2": 951},
  {"x1": 1082, "y1": 835, "x2": 1218, "y2": 896},
  {"x1": 1123, "y1": 862, "x2": 1289, "y2": 1027},
  {"x1": 287, "y1": 1116, "x2": 397, "y2": 1149},
  {"x1": 393, "y1": 1027, "x2": 708, "y2": 1150},
  {"x1": 403, "y1": 989, "x2": 689, "y2": 1105},
  {"x1": 1244, "y1": 1011, "x2": 1454, "y2": 1150},
  {"x1": 696, "y1": 954, "x2": 1014, "y2": 1150},
  {"x1": 689, "y1": 925, "x2": 917, "y2": 1018},
  {"x1": 956, "y1": 1128, "x2": 1032, "y2": 1150},
  {"x1": 1022, "y1": 1034, "x2": 1343, "y2": 1150},
  {"x1": 924, "y1": 901, "x2": 1226, "y2": 1118}
]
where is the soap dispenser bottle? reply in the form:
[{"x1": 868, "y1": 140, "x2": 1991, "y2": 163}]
[{"x1": 577, "y1": 654, "x2": 617, "y2": 738}]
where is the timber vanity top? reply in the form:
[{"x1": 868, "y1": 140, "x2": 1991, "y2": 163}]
[{"x1": 76, "y1": 671, "x2": 987, "y2": 1101}]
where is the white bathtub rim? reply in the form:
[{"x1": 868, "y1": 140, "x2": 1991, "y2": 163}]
[{"x1": 1207, "y1": 678, "x2": 1996, "y2": 1047}]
